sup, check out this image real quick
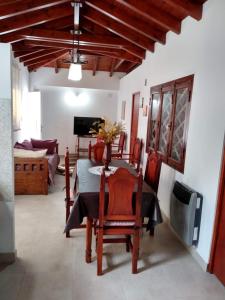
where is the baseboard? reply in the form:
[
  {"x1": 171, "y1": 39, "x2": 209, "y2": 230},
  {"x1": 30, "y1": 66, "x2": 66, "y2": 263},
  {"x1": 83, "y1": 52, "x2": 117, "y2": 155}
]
[
  {"x1": 162, "y1": 212, "x2": 208, "y2": 271},
  {"x1": 0, "y1": 251, "x2": 16, "y2": 265}
]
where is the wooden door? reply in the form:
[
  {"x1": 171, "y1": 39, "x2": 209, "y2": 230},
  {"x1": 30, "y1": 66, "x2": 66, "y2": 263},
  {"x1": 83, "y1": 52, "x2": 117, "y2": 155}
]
[
  {"x1": 209, "y1": 142, "x2": 225, "y2": 286},
  {"x1": 130, "y1": 92, "x2": 140, "y2": 154}
]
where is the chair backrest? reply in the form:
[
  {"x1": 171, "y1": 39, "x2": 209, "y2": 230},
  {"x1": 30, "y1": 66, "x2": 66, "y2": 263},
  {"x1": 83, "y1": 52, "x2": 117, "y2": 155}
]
[
  {"x1": 88, "y1": 141, "x2": 105, "y2": 161},
  {"x1": 144, "y1": 151, "x2": 161, "y2": 193},
  {"x1": 131, "y1": 138, "x2": 143, "y2": 171},
  {"x1": 99, "y1": 168, "x2": 143, "y2": 227},
  {"x1": 65, "y1": 147, "x2": 70, "y2": 200},
  {"x1": 118, "y1": 131, "x2": 126, "y2": 154}
]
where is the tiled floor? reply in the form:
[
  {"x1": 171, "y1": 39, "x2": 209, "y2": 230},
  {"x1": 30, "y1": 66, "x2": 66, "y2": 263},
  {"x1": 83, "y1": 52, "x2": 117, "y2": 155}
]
[{"x1": 0, "y1": 175, "x2": 225, "y2": 300}]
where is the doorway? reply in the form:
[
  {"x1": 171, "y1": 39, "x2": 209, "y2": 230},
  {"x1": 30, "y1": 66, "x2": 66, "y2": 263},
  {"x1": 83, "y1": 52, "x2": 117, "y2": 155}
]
[
  {"x1": 130, "y1": 92, "x2": 140, "y2": 153},
  {"x1": 208, "y1": 140, "x2": 225, "y2": 286}
]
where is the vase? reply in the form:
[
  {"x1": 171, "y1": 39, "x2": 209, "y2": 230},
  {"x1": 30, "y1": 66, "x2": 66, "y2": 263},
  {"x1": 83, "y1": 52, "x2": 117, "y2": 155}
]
[{"x1": 104, "y1": 143, "x2": 111, "y2": 171}]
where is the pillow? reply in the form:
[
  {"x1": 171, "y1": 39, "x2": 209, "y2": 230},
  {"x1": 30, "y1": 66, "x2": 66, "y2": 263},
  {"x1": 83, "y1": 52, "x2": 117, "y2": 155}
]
[
  {"x1": 31, "y1": 139, "x2": 57, "y2": 154},
  {"x1": 14, "y1": 148, "x2": 48, "y2": 158},
  {"x1": 14, "y1": 140, "x2": 33, "y2": 150}
]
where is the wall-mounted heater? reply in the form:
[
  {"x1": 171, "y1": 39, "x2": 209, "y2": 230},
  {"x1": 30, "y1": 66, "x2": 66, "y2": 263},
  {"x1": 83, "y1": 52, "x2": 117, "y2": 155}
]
[{"x1": 170, "y1": 181, "x2": 203, "y2": 247}]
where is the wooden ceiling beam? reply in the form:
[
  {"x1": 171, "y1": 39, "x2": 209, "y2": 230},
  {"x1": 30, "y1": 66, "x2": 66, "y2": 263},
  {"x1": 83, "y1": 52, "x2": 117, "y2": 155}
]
[
  {"x1": 54, "y1": 60, "x2": 60, "y2": 73},
  {"x1": 21, "y1": 28, "x2": 132, "y2": 47},
  {"x1": 122, "y1": 61, "x2": 139, "y2": 73},
  {"x1": 11, "y1": 41, "x2": 38, "y2": 51},
  {"x1": 115, "y1": 0, "x2": 181, "y2": 34},
  {"x1": 109, "y1": 58, "x2": 117, "y2": 77},
  {"x1": 28, "y1": 59, "x2": 51, "y2": 72},
  {"x1": 0, "y1": 30, "x2": 27, "y2": 43},
  {"x1": 92, "y1": 57, "x2": 99, "y2": 76},
  {"x1": 24, "y1": 39, "x2": 141, "y2": 63},
  {"x1": 95, "y1": 50, "x2": 140, "y2": 63},
  {"x1": 38, "y1": 15, "x2": 73, "y2": 30},
  {"x1": 20, "y1": 48, "x2": 63, "y2": 63},
  {"x1": 114, "y1": 59, "x2": 125, "y2": 71},
  {"x1": 24, "y1": 49, "x2": 68, "y2": 66},
  {"x1": 85, "y1": 0, "x2": 166, "y2": 44},
  {"x1": 83, "y1": 8, "x2": 155, "y2": 51},
  {"x1": 0, "y1": 0, "x2": 70, "y2": 19},
  {"x1": 81, "y1": 18, "x2": 114, "y2": 36},
  {"x1": 163, "y1": 0, "x2": 203, "y2": 20},
  {"x1": 72, "y1": 51, "x2": 103, "y2": 57},
  {"x1": 27, "y1": 49, "x2": 68, "y2": 71},
  {"x1": 24, "y1": 39, "x2": 115, "y2": 51},
  {"x1": 20, "y1": 29, "x2": 146, "y2": 59},
  {"x1": 13, "y1": 48, "x2": 44, "y2": 58},
  {"x1": 0, "y1": 3, "x2": 72, "y2": 34}
]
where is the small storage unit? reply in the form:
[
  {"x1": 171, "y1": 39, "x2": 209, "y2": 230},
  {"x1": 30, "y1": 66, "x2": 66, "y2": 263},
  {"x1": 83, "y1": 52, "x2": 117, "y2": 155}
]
[{"x1": 170, "y1": 181, "x2": 203, "y2": 247}]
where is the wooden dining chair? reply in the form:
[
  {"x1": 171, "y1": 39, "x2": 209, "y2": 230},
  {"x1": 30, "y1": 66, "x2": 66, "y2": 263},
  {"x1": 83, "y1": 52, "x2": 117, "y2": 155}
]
[
  {"x1": 94, "y1": 167, "x2": 143, "y2": 275},
  {"x1": 118, "y1": 138, "x2": 143, "y2": 172},
  {"x1": 143, "y1": 151, "x2": 162, "y2": 236},
  {"x1": 144, "y1": 151, "x2": 162, "y2": 194},
  {"x1": 64, "y1": 147, "x2": 86, "y2": 237},
  {"x1": 65, "y1": 147, "x2": 76, "y2": 237},
  {"x1": 88, "y1": 141, "x2": 105, "y2": 161},
  {"x1": 111, "y1": 131, "x2": 126, "y2": 159}
]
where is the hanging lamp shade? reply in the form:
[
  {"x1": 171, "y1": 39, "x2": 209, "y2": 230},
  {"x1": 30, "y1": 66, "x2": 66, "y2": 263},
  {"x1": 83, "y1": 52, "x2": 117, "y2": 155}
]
[
  {"x1": 68, "y1": 62, "x2": 82, "y2": 81},
  {"x1": 67, "y1": 1, "x2": 86, "y2": 81}
]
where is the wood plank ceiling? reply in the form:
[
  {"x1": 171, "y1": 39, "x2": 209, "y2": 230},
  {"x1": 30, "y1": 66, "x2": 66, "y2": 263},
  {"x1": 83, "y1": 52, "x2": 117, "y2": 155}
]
[{"x1": 0, "y1": 0, "x2": 207, "y2": 76}]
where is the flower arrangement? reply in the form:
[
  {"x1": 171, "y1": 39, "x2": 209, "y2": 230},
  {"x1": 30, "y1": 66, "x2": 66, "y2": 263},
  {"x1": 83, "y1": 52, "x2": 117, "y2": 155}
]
[{"x1": 89, "y1": 118, "x2": 125, "y2": 144}]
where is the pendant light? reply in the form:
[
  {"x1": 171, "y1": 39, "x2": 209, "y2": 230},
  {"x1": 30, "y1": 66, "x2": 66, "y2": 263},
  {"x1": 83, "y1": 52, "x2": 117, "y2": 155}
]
[{"x1": 68, "y1": 1, "x2": 87, "y2": 81}]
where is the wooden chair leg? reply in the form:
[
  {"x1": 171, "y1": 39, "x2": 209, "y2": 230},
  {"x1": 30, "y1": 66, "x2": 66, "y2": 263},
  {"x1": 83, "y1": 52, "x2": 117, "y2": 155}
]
[
  {"x1": 66, "y1": 200, "x2": 70, "y2": 222},
  {"x1": 126, "y1": 235, "x2": 131, "y2": 252},
  {"x1": 85, "y1": 217, "x2": 93, "y2": 263},
  {"x1": 149, "y1": 227, "x2": 155, "y2": 236},
  {"x1": 65, "y1": 200, "x2": 71, "y2": 238},
  {"x1": 132, "y1": 230, "x2": 140, "y2": 274},
  {"x1": 97, "y1": 229, "x2": 103, "y2": 276}
]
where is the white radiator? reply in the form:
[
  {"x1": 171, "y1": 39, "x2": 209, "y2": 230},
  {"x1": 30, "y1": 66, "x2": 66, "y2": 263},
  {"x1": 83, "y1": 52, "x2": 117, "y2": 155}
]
[{"x1": 170, "y1": 181, "x2": 203, "y2": 247}]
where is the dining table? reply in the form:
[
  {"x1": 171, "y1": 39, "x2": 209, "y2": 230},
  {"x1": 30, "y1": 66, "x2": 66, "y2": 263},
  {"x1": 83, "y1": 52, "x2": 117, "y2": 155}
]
[
  {"x1": 65, "y1": 158, "x2": 163, "y2": 234},
  {"x1": 65, "y1": 158, "x2": 163, "y2": 262}
]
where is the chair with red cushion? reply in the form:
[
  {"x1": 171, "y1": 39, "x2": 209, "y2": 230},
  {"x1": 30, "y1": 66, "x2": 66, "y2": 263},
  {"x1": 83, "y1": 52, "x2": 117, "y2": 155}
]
[
  {"x1": 88, "y1": 141, "x2": 105, "y2": 161},
  {"x1": 111, "y1": 131, "x2": 126, "y2": 159},
  {"x1": 119, "y1": 138, "x2": 143, "y2": 172},
  {"x1": 92, "y1": 167, "x2": 143, "y2": 275}
]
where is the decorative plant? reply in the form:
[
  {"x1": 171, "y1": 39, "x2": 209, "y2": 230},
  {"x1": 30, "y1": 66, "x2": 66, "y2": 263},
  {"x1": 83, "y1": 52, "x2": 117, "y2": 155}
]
[{"x1": 89, "y1": 118, "x2": 125, "y2": 144}]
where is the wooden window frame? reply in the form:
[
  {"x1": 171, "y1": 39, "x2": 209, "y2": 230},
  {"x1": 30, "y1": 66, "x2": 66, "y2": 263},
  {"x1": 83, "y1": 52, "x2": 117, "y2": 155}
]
[{"x1": 146, "y1": 75, "x2": 194, "y2": 173}]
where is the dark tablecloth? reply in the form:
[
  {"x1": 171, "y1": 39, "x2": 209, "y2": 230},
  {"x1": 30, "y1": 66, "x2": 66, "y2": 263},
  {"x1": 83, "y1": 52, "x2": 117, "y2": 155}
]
[{"x1": 65, "y1": 159, "x2": 163, "y2": 233}]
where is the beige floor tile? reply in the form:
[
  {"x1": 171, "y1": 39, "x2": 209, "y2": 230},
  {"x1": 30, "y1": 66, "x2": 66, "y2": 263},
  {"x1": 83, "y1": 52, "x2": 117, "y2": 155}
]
[{"x1": 0, "y1": 174, "x2": 224, "y2": 300}]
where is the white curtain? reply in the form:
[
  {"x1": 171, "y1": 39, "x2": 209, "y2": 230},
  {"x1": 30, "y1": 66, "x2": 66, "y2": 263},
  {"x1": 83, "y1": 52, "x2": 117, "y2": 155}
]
[{"x1": 12, "y1": 63, "x2": 21, "y2": 131}]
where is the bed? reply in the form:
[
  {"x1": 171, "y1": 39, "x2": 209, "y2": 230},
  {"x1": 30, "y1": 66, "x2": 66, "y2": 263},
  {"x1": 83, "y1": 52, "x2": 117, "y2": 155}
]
[{"x1": 14, "y1": 139, "x2": 60, "y2": 195}]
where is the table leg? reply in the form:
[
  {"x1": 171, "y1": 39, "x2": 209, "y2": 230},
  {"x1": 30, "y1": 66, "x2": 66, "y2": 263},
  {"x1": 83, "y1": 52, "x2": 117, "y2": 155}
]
[{"x1": 85, "y1": 217, "x2": 93, "y2": 263}]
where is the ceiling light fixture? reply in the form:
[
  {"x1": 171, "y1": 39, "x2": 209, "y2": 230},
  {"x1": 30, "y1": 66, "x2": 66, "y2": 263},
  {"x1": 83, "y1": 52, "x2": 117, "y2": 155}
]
[{"x1": 67, "y1": 1, "x2": 87, "y2": 81}]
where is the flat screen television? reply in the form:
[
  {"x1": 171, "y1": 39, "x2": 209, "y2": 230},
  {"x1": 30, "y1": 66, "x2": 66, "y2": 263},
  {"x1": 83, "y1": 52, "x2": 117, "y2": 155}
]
[{"x1": 73, "y1": 116, "x2": 104, "y2": 136}]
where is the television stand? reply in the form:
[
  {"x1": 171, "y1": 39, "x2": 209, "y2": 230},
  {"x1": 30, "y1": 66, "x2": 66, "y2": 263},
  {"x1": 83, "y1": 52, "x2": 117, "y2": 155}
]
[{"x1": 76, "y1": 135, "x2": 96, "y2": 158}]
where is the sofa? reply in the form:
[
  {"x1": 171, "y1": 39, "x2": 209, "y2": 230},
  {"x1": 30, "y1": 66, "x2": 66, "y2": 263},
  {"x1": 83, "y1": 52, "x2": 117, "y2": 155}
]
[{"x1": 14, "y1": 139, "x2": 60, "y2": 195}]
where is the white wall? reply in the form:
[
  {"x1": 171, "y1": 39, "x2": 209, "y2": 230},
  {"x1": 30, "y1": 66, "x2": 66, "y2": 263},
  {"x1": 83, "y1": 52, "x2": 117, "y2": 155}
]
[
  {"x1": 21, "y1": 91, "x2": 41, "y2": 140},
  {"x1": 118, "y1": 0, "x2": 225, "y2": 265},
  {"x1": 0, "y1": 43, "x2": 15, "y2": 262},
  {"x1": 41, "y1": 87, "x2": 118, "y2": 154},
  {"x1": 30, "y1": 68, "x2": 124, "y2": 91}
]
